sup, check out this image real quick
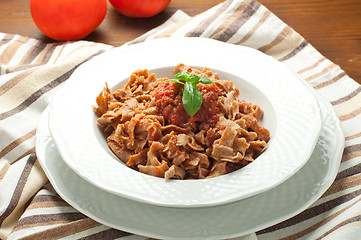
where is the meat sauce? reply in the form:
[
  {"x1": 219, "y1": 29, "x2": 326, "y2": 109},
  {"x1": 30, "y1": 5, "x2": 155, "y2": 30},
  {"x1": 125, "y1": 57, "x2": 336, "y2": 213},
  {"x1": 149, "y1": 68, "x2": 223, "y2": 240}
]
[
  {"x1": 94, "y1": 65, "x2": 270, "y2": 179},
  {"x1": 155, "y1": 81, "x2": 220, "y2": 129}
]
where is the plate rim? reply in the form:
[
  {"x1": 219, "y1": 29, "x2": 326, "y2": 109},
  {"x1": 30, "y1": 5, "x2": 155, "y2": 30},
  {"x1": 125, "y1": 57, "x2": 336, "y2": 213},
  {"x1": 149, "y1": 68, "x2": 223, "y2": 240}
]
[
  {"x1": 36, "y1": 92, "x2": 344, "y2": 239},
  {"x1": 47, "y1": 37, "x2": 323, "y2": 207}
]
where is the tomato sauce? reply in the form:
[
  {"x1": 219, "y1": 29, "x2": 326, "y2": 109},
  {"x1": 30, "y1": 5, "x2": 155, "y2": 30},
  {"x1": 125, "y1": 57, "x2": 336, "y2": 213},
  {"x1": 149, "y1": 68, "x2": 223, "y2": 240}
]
[{"x1": 155, "y1": 81, "x2": 220, "y2": 129}]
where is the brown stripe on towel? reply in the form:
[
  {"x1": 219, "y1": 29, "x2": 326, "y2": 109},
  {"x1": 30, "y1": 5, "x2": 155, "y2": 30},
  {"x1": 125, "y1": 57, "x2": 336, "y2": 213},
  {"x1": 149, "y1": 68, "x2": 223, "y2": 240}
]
[
  {"x1": 0, "y1": 155, "x2": 37, "y2": 226},
  {"x1": 0, "y1": 70, "x2": 73, "y2": 120},
  {"x1": 236, "y1": 10, "x2": 271, "y2": 45},
  {"x1": 27, "y1": 200, "x2": 70, "y2": 210},
  {"x1": 78, "y1": 228, "x2": 132, "y2": 240},
  {"x1": 13, "y1": 218, "x2": 101, "y2": 240},
  {"x1": 0, "y1": 36, "x2": 30, "y2": 66},
  {"x1": 345, "y1": 131, "x2": 361, "y2": 141},
  {"x1": 25, "y1": 193, "x2": 70, "y2": 210},
  {"x1": 322, "y1": 174, "x2": 361, "y2": 198},
  {"x1": 154, "y1": 18, "x2": 192, "y2": 38},
  {"x1": 0, "y1": 162, "x2": 10, "y2": 182},
  {"x1": 34, "y1": 43, "x2": 58, "y2": 66},
  {"x1": 0, "y1": 36, "x2": 22, "y2": 63},
  {"x1": 314, "y1": 214, "x2": 361, "y2": 240},
  {"x1": 342, "y1": 144, "x2": 361, "y2": 160},
  {"x1": 336, "y1": 164, "x2": 361, "y2": 180},
  {"x1": 314, "y1": 71, "x2": 347, "y2": 90},
  {"x1": 338, "y1": 106, "x2": 361, "y2": 122},
  {"x1": 0, "y1": 50, "x2": 105, "y2": 121},
  {"x1": 14, "y1": 213, "x2": 87, "y2": 229},
  {"x1": 8, "y1": 44, "x2": 59, "y2": 73},
  {"x1": 258, "y1": 188, "x2": 361, "y2": 235},
  {"x1": 30, "y1": 194, "x2": 66, "y2": 204},
  {"x1": 211, "y1": 0, "x2": 260, "y2": 42},
  {"x1": 258, "y1": 26, "x2": 292, "y2": 53},
  {"x1": 280, "y1": 199, "x2": 361, "y2": 240},
  {"x1": 19, "y1": 41, "x2": 47, "y2": 65},
  {"x1": 0, "y1": 34, "x2": 15, "y2": 47},
  {"x1": 51, "y1": 43, "x2": 68, "y2": 64},
  {"x1": 297, "y1": 57, "x2": 327, "y2": 74},
  {"x1": 0, "y1": 129, "x2": 36, "y2": 159},
  {"x1": 0, "y1": 69, "x2": 37, "y2": 97},
  {"x1": 61, "y1": 43, "x2": 101, "y2": 63},
  {"x1": 330, "y1": 86, "x2": 361, "y2": 106},
  {"x1": 341, "y1": 151, "x2": 361, "y2": 163},
  {"x1": 185, "y1": 0, "x2": 235, "y2": 37},
  {"x1": 14, "y1": 148, "x2": 36, "y2": 164},
  {"x1": 278, "y1": 39, "x2": 308, "y2": 61},
  {"x1": 305, "y1": 63, "x2": 339, "y2": 82}
]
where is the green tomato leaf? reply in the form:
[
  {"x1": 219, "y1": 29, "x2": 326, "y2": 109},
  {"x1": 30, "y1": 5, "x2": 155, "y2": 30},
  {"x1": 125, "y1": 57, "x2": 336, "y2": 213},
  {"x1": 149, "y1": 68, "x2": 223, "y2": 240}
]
[{"x1": 183, "y1": 82, "x2": 202, "y2": 116}]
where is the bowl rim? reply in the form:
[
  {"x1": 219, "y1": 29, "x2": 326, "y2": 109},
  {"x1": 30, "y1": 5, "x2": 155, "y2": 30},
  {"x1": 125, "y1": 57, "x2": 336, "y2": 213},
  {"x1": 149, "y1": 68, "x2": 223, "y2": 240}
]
[{"x1": 93, "y1": 64, "x2": 279, "y2": 180}]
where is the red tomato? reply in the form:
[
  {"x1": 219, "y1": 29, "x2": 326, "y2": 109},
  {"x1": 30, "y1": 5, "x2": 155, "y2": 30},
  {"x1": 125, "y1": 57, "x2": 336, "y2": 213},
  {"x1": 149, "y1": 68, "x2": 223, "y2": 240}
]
[
  {"x1": 30, "y1": 0, "x2": 107, "y2": 41},
  {"x1": 109, "y1": 0, "x2": 171, "y2": 18}
]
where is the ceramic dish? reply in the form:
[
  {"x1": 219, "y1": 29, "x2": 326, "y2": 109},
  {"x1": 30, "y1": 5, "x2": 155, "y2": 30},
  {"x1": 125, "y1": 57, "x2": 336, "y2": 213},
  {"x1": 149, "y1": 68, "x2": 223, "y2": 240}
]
[
  {"x1": 37, "y1": 92, "x2": 343, "y2": 240},
  {"x1": 48, "y1": 37, "x2": 322, "y2": 207}
]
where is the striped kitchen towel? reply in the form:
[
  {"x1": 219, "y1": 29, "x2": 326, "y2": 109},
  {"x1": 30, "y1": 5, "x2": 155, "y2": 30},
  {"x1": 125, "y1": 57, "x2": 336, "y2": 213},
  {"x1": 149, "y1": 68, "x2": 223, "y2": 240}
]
[{"x1": 1, "y1": 0, "x2": 360, "y2": 239}]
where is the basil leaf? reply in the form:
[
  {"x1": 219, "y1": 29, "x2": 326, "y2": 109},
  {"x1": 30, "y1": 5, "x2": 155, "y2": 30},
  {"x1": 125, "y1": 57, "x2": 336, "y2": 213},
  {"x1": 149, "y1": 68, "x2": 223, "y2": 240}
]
[
  {"x1": 174, "y1": 72, "x2": 212, "y2": 85},
  {"x1": 165, "y1": 72, "x2": 213, "y2": 116},
  {"x1": 199, "y1": 76, "x2": 213, "y2": 84},
  {"x1": 174, "y1": 72, "x2": 192, "y2": 81},
  {"x1": 188, "y1": 74, "x2": 201, "y2": 84},
  {"x1": 162, "y1": 79, "x2": 185, "y2": 85},
  {"x1": 183, "y1": 82, "x2": 202, "y2": 116}
]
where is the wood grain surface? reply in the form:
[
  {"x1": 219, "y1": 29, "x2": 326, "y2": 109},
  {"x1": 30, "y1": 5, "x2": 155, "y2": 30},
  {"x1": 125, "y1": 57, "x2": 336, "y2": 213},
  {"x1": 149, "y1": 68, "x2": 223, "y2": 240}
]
[{"x1": 0, "y1": 0, "x2": 360, "y2": 83}]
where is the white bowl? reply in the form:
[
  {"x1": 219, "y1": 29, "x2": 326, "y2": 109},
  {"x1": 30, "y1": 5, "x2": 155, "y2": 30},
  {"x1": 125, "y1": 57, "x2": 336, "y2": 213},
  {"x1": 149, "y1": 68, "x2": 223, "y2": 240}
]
[{"x1": 48, "y1": 37, "x2": 322, "y2": 207}]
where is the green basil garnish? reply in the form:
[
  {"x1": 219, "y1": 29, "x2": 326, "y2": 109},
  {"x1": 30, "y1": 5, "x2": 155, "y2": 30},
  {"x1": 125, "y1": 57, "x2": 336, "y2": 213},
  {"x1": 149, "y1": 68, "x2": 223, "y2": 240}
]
[{"x1": 163, "y1": 72, "x2": 213, "y2": 116}]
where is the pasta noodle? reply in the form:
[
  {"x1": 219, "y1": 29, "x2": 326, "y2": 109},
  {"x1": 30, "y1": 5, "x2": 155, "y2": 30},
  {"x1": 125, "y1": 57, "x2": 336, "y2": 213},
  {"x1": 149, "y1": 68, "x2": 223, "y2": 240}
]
[{"x1": 93, "y1": 64, "x2": 270, "y2": 179}]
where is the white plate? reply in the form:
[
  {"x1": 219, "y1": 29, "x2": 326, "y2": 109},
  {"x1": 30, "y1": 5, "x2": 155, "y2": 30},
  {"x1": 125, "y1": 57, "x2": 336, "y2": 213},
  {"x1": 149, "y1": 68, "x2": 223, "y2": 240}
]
[
  {"x1": 48, "y1": 37, "x2": 322, "y2": 207},
  {"x1": 37, "y1": 93, "x2": 343, "y2": 240}
]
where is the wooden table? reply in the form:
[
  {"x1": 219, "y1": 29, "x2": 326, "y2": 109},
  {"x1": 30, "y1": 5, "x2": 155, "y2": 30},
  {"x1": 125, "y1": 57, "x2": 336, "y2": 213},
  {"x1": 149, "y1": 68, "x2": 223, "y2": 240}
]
[{"x1": 0, "y1": 0, "x2": 360, "y2": 83}]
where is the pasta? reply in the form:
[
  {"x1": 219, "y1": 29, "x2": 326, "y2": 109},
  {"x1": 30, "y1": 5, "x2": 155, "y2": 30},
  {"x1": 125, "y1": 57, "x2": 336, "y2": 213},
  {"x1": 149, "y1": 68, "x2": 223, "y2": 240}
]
[{"x1": 93, "y1": 64, "x2": 270, "y2": 179}]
